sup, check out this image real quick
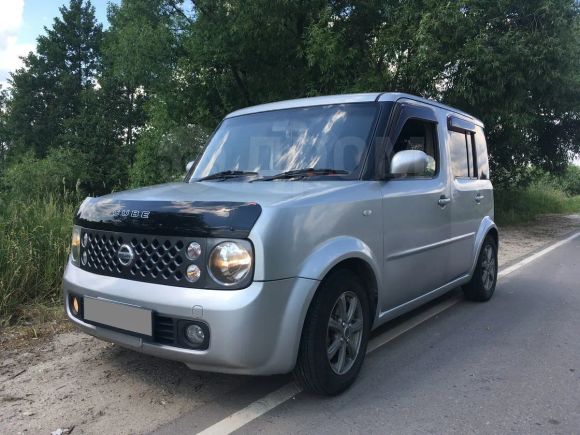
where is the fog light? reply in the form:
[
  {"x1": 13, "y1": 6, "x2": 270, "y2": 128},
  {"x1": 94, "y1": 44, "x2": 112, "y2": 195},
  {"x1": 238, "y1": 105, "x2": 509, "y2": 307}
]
[
  {"x1": 186, "y1": 242, "x2": 201, "y2": 260},
  {"x1": 71, "y1": 296, "x2": 80, "y2": 316},
  {"x1": 185, "y1": 324, "x2": 205, "y2": 345},
  {"x1": 186, "y1": 264, "x2": 201, "y2": 282}
]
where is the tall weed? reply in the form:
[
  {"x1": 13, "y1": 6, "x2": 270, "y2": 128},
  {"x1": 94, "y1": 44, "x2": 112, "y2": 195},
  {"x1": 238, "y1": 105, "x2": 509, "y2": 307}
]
[
  {"x1": 0, "y1": 195, "x2": 77, "y2": 324},
  {"x1": 495, "y1": 183, "x2": 580, "y2": 225}
]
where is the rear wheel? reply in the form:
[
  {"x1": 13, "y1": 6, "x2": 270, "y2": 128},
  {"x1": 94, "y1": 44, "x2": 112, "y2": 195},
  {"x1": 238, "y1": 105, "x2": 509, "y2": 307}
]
[
  {"x1": 293, "y1": 269, "x2": 370, "y2": 395},
  {"x1": 463, "y1": 235, "x2": 498, "y2": 302}
]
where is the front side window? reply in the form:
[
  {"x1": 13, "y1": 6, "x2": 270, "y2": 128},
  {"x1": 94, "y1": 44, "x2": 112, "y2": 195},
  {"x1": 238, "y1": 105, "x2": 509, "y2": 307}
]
[
  {"x1": 391, "y1": 118, "x2": 438, "y2": 177},
  {"x1": 189, "y1": 103, "x2": 379, "y2": 181}
]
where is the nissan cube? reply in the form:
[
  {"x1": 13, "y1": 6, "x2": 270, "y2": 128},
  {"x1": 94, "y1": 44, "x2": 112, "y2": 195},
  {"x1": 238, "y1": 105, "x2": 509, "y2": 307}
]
[{"x1": 63, "y1": 92, "x2": 498, "y2": 395}]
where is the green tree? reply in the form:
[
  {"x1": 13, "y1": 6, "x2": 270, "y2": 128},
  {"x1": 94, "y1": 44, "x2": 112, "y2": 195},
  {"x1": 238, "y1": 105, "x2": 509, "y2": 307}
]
[
  {"x1": 129, "y1": 98, "x2": 210, "y2": 186},
  {"x1": 440, "y1": 0, "x2": 580, "y2": 183},
  {"x1": 3, "y1": 0, "x2": 133, "y2": 194},
  {"x1": 6, "y1": 0, "x2": 571, "y2": 191},
  {"x1": 102, "y1": 0, "x2": 177, "y2": 162},
  {"x1": 6, "y1": 0, "x2": 103, "y2": 159},
  {"x1": 178, "y1": 0, "x2": 326, "y2": 124},
  {"x1": 305, "y1": 0, "x2": 580, "y2": 182}
]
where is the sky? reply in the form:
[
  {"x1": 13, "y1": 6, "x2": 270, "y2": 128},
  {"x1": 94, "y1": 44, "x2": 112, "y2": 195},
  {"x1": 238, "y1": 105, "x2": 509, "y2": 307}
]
[{"x1": 0, "y1": 0, "x2": 117, "y2": 89}]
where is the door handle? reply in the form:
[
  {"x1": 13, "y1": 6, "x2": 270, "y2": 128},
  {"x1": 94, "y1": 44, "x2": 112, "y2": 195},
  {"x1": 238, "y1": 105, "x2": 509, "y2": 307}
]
[
  {"x1": 438, "y1": 196, "x2": 451, "y2": 207},
  {"x1": 475, "y1": 193, "x2": 485, "y2": 203}
]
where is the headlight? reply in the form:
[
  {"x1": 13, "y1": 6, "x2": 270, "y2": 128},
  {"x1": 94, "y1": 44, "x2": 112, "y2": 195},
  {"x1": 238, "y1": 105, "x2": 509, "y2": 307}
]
[
  {"x1": 208, "y1": 241, "x2": 253, "y2": 286},
  {"x1": 71, "y1": 225, "x2": 81, "y2": 265}
]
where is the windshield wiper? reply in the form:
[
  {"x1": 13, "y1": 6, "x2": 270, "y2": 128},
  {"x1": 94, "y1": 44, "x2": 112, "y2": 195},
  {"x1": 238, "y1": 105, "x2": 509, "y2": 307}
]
[
  {"x1": 197, "y1": 170, "x2": 258, "y2": 181},
  {"x1": 254, "y1": 168, "x2": 349, "y2": 181}
]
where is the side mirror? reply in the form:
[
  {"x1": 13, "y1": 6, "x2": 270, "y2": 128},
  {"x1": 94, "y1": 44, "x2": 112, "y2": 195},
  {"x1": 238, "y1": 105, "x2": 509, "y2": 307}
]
[
  {"x1": 186, "y1": 160, "x2": 195, "y2": 173},
  {"x1": 390, "y1": 150, "x2": 430, "y2": 176}
]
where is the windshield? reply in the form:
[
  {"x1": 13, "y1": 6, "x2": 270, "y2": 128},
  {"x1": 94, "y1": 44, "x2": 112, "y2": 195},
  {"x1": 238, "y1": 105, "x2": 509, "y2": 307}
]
[{"x1": 189, "y1": 103, "x2": 379, "y2": 181}]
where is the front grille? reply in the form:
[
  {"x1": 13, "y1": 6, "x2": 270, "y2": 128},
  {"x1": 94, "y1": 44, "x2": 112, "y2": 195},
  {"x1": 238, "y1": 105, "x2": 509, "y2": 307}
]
[{"x1": 79, "y1": 229, "x2": 207, "y2": 288}]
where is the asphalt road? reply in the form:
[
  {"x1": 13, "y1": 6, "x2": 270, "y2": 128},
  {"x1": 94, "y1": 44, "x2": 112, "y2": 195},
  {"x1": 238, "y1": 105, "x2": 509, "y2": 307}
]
[{"x1": 153, "y1": 234, "x2": 580, "y2": 435}]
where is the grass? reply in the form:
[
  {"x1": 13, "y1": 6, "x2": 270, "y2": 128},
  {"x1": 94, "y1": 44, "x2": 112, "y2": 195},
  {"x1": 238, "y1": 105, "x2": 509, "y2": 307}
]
[
  {"x1": 0, "y1": 304, "x2": 72, "y2": 351},
  {"x1": 0, "y1": 195, "x2": 77, "y2": 325},
  {"x1": 494, "y1": 187, "x2": 580, "y2": 226}
]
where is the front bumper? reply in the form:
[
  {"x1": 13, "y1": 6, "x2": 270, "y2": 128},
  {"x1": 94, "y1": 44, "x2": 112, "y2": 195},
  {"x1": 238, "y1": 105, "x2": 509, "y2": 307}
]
[{"x1": 63, "y1": 261, "x2": 318, "y2": 375}]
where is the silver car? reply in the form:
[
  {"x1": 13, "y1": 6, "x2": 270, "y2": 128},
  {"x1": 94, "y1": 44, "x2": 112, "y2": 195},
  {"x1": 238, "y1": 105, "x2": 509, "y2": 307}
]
[{"x1": 63, "y1": 92, "x2": 498, "y2": 395}]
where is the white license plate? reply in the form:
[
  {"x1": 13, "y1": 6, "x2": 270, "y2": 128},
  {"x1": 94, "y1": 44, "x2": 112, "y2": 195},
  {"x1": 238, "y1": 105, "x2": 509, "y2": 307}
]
[{"x1": 83, "y1": 297, "x2": 153, "y2": 336}]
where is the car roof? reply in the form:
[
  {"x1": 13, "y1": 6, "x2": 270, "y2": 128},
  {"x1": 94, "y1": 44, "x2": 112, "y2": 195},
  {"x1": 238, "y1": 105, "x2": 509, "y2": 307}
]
[{"x1": 225, "y1": 92, "x2": 483, "y2": 126}]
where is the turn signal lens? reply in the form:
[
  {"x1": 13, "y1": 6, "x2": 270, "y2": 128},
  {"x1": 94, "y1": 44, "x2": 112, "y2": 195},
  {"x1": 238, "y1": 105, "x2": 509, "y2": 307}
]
[
  {"x1": 70, "y1": 295, "x2": 81, "y2": 317},
  {"x1": 71, "y1": 226, "x2": 81, "y2": 264},
  {"x1": 71, "y1": 296, "x2": 80, "y2": 315}
]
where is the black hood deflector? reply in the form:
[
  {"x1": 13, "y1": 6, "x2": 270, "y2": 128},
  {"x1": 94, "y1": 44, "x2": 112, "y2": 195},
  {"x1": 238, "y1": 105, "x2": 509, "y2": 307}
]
[{"x1": 74, "y1": 198, "x2": 262, "y2": 238}]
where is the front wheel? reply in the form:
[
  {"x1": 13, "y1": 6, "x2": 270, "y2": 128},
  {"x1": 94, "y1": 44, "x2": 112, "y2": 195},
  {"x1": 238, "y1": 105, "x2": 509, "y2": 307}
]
[
  {"x1": 293, "y1": 269, "x2": 370, "y2": 395},
  {"x1": 463, "y1": 235, "x2": 498, "y2": 302}
]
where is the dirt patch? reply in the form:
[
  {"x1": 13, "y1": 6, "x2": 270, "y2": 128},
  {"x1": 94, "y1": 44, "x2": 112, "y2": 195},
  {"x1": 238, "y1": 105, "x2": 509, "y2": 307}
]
[
  {"x1": 1, "y1": 215, "x2": 579, "y2": 434},
  {"x1": 498, "y1": 214, "x2": 580, "y2": 267},
  {"x1": 0, "y1": 333, "x2": 247, "y2": 434}
]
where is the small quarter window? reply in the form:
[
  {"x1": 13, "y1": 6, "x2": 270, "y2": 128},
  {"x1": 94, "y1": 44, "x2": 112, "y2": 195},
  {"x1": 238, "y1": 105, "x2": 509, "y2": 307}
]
[
  {"x1": 450, "y1": 131, "x2": 477, "y2": 178},
  {"x1": 474, "y1": 126, "x2": 490, "y2": 179}
]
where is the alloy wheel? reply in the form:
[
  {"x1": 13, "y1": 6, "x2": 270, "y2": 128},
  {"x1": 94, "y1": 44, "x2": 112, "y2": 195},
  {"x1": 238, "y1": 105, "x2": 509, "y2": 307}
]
[
  {"x1": 326, "y1": 291, "x2": 364, "y2": 375},
  {"x1": 481, "y1": 244, "x2": 496, "y2": 291}
]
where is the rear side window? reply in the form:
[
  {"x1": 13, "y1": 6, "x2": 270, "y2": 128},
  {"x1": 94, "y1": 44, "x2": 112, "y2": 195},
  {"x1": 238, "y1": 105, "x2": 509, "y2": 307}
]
[
  {"x1": 474, "y1": 126, "x2": 490, "y2": 179},
  {"x1": 449, "y1": 131, "x2": 477, "y2": 179}
]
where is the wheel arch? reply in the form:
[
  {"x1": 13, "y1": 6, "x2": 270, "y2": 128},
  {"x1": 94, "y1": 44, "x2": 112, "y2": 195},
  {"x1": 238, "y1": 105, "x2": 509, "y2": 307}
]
[
  {"x1": 297, "y1": 236, "x2": 381, "y2": 327},
  {"x1": 469, "y1": 216, "x2": 499, "y2": 276},
  {"x1": 487, "y1": 226, "x2": 499, "y2": 246},
  {"x1": 323, "y1": 258, "x2": 379, "y2": 327}
]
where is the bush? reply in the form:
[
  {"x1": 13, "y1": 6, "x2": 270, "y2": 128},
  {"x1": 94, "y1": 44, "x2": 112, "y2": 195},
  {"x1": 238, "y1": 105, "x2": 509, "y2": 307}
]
[
  {"x1": 495, "y1": 181, "x2": 580, "y2": 225},
  {"x1": 493, "y1": 164, "x2": 580, "y2": 225},
  {"x1": 560, "y1": 165, "x2": 580, "y2": 196},
  {"x1": 1, "y1": 148, "x2": 89, "y2": 200},
  {"x1": 0, "y1": 195, "x2": 77, "y2": 324}
]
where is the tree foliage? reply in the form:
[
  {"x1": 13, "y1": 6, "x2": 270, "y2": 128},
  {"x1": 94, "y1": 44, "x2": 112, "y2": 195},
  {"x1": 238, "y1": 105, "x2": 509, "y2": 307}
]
[
  {"x1": 6, "y1": 0, "x2": 103, "y2": 157},
  {"x1": 1, "y1": 0, "x2": 579, "y2": 195}
]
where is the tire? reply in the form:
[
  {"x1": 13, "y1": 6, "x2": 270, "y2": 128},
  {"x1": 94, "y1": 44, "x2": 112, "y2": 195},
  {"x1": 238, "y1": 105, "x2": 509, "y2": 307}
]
[
  {"x1": 463, "y1": 235, "x2": 498, "y2": 302},
  {"x1": 293, "y1": 269, "x2": 370, "y2": 395}
]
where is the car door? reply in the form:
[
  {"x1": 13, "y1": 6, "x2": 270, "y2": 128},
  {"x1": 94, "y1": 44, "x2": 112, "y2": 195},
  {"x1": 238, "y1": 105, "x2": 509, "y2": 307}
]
[
  {"x1": 380, "y1": 102, "x2": 453, "y2": 312},
  {"x1": 446, "y1": 116, "x2": 491, "y2": 279}
]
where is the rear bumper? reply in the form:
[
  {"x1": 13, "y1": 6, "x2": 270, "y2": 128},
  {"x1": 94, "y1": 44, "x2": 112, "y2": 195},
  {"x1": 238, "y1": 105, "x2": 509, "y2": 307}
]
[{"x1": 63, "y1": 261, "x2": 318, "y2": 375}]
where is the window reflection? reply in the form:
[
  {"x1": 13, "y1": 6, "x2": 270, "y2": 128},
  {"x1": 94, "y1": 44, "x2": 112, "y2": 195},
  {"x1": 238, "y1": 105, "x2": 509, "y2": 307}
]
[{"x1": 191, "y1": 104, "x2": 378, "y2": 180}]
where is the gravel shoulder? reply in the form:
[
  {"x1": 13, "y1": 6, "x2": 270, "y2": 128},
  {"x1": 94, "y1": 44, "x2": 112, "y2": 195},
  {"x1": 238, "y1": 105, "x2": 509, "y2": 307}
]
[
  {"x1": 498, "y1": 214, "x2": 580, "y2": 266},
  {"x1": 1, "y1": 214, "x2": 579, "y2": 435}
]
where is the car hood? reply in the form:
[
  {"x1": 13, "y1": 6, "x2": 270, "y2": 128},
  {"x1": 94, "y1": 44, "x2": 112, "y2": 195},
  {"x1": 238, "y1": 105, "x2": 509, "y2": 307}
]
[
  {"x1": 103, "y1": 180, "x2": 353, "y2": 206},
  {"x1": 75, "y1": 180, "x2": 360, "y2": 237}
]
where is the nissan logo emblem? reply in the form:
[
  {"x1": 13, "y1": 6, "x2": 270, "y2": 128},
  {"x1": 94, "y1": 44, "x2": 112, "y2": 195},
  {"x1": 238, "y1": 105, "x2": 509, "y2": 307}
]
[{"x1": 117, "y1": 244, "x2": 135, "y2": 266}]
